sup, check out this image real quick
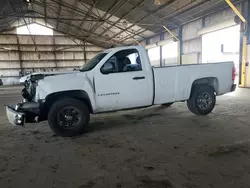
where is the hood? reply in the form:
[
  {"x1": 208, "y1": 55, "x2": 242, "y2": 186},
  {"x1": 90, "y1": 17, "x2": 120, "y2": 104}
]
[
  {"x1": 35, "y1": 72, "x2": 94, "y2": 100},
  {"x1": 20, "y1": 71, "x2": 77, "y2": 84}
]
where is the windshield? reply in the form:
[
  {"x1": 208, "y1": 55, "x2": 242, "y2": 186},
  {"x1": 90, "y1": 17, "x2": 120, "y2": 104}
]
[{"x1": 80, "y1": 53, "x2": 107, "y2": 72}]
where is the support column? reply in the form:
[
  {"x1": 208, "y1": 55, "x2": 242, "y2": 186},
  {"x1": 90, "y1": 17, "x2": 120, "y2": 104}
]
[
  {"x1": 16, "y1": 34, "x2": 23, "y2": 76},
  {"x1": 178, "y1": 26, "x2": 183, "y2": 65},
  {"x1": 247, "y1": 0, "x2": 250, "y2": 44},
  {"x1": 83, "y1": 42, "x2": 87, "y2": 64},
  {"x1": 160, "y1": 33, "x2": 164, "y2": 67},
  {"x1": 244, "y1": 0, "x2": 250, "y2": 87},
  {"x1": 239, "y1": 0, "x2": 249, "y2": 87},
  {"x1": 53, "y1": 31, "x2": 57, "y2": 70}
]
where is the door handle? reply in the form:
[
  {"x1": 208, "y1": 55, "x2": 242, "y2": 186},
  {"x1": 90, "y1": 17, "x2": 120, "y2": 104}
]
[{"x1": 133, "y1": 76, "x2": 145, "y2": 80}]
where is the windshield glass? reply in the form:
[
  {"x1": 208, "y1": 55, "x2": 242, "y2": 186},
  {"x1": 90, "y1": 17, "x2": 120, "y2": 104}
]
[{"x1": 80, "y1": 53, "x2": 107, "y2": 72}]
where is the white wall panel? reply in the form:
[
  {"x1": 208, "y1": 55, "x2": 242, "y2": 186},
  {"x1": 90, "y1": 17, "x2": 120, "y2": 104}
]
[
  {"x1": 0, "y1": 51, "x2": 19, "y2": 60},
  {"x1": 22, "y1": 62, "x2": 56, "y2": 68},
  {"x1": 0, "y1": 29, "x2": 101, "y2": 85},
  {"x1": 205, "y1": 6, "x2": 241, "y2": 27},
  {"x1": 149, "y1": 35, "x2": 160, "y2": 44},
  {"x1": 183, "y1": 38, "x2": 202, "y2": 55},
  {"x1": 0, "y1": 62, "x2": 20, "y2": 68},
  {"x1": 0, "y1": 35, "x2": 17, "y2": 44},
  {"x1": 182, "y1": 19, "x2": 203, "y2": 41},
  {"x1": 0, "y1": 70, "x2": 19, "y2": 76},
  {"x1": 86, "y1": 52, "x2": 98, "y2": 59}
]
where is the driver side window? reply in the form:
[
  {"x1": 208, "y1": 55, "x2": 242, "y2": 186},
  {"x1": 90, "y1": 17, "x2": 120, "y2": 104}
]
[{"x1": 101, "y1": 49, "x2": 142, "y2": 74}]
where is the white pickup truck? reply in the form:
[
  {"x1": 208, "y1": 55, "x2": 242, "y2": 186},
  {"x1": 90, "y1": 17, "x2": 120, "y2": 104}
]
[{"x1": 6, "y1": 46, "x2": 236, "y2": 136}]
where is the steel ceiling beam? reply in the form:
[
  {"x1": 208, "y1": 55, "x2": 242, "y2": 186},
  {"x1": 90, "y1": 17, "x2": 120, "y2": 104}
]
[
  {"x1": 111, "y1": 0, "x2": 176, "y2": 42},
  {"x1": 119, "y1": 0, "x2": 211, "y2": 43},
  {"x1": 33, "y1": 0, "x2": 100, "y2": 22},
  {"x1": 65, "y1": 0, "x2": 78, "y2": 34},
  {"x1": 74, "y1": 0, "x2": 101, "y2": 36},
  {"x1": 74, "y1": 0, "x2": 146, "y2": 43},
  {"x1": 4, "y1": 15, "x2": 105, "y2": 21},
  {"x1": 32, "y1": 0, "x2": 130, "y2": 45},
  {"x1": 50, "y1": 0, "x2": 100, "y2": 20},
  {"x1": 43, "y1": 0, "x2": 47, "y2": 25},
  {"x1": 83, "y1": 0, "x2": 147, "y2": 41},
  {"x1": 55, "y1": 19, "x2": 123, "y2": 46},
  {"x1": 80, "y1": 0, "x2": 135, "y2": 44},
  {"x1": 97, "y1": 0, "x2": 148, "y2": 38},
  {"x1": 137, "y1": 0, "x2": 224, "y2": 38},
  {"x1": 56, "y1": 0, "x2": 62, "y2": 29},
  {"x1": 89, "y1": 0, "x2": 130, "y2": 34},
  {"x1": 225, "y1": 0, "x2": 247, "y2": 22}
]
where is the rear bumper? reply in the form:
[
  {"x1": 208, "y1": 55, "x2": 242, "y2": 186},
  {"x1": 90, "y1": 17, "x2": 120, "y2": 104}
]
[{"x1": 231, "y1": 84, "x2": 237, "y2": 92}]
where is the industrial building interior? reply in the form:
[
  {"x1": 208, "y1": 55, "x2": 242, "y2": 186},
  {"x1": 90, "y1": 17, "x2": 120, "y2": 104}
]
[{"x1": 1, "y1": 0, "x2": 250, "y2": 187}]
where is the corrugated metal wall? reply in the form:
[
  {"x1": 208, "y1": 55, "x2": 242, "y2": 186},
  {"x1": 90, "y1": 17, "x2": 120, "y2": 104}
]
[
  {"x1": 142, "y1": 3, "x2": 242, "y2": 65},
  {"x1": 0, "y1": 30, "x2": 102, "y2": 85}
]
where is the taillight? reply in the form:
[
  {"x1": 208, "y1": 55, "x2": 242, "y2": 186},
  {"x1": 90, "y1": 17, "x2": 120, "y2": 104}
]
[{"x1": 232, "y1": 66, "x2": 236, "y2": 81}]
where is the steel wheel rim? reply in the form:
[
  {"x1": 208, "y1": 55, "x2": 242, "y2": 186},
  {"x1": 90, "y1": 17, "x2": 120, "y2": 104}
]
[
  {"x1": 57, "y1": 106, "x2": 82, "y2": 129},
  {"x1": 197, "y1": 92, "x2": 213, "y2": 110}
]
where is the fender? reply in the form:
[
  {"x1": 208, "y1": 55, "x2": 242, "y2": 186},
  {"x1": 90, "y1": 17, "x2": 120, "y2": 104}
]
[
  {"x1": 37, "y1": 90, "x2": 93, "y2": 122},
  {"x1": 45, "y1": 90, "x2": 93, "y2": 113}
]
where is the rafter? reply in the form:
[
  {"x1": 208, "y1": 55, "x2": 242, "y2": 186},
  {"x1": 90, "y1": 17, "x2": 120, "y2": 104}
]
[
  {"x1": 50, "y1": 0, "x2": 100, "y2": 20},
  {"x1": 89, "y1": 0, "x2": 126, "y2": 33},
  {"x1": 109, "y1": 0, "x2": 176, "y2": 42},
  {"x1": 81, "y1": 0, "x2": 149, "y2": 42},
  {"x1": 43, "y1": 0, "x2": 47, "y2": 25},
  {"x1": 65, "y1": 0, "x2": 78, "y2": 34},
  {"x1": 33, "y1": 0, "x2": 100, "y2": 22},
  {"x1": 97, "y1": 0, "x2": 148, "y2": 38},
  {"x1": 80, "y1": 0, "x2": 129, "y2": 43},
  {"x1": 54, "y1": 19, "x2": 123, "y2": 47},
  {"x1": 56, "y1": 0, "x2": 62, "y2": 29},
  {"x1": 119, "y1": 0, "x2": 212, "y2": 43},
  {"x1": 74, "y1": 0, "x2": 101, "y2": 36},
  {"x1": 6, "y1": 14, "x2": 105, "y2": 21}
]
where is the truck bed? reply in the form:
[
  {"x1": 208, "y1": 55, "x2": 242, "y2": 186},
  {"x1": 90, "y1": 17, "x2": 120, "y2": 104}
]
[{"x1": 152, "y1": 62, "x2": 234, "y2": 105}]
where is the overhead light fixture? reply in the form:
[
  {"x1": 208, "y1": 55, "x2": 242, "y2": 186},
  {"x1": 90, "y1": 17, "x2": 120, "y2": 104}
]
[
  {"x1": 154, "y1": 0, "x2": 165, "y2": 5},
  {"x1": 104, "y1": 34, "x2": 109, "y2": 38},
  {"x1": 122, "y1": 21, "x2": 128, "y2": 27}
]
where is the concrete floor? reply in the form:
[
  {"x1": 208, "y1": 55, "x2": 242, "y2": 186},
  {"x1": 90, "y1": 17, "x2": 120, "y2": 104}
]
[{"x1": 0, "y1": 86, "x2": 250, "y2": 188}]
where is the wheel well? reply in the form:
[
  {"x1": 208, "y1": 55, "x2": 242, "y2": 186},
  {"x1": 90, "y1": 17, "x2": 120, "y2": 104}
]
[
  {"x1": 191, "y1": 77, "x2": 219, "y2": 94},
  {"x1": 40, "y1": 90, "x2": 93, "y2": 121}
]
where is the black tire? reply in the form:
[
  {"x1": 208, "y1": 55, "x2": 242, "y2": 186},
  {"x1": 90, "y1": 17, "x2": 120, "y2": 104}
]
[
  {"x1": 161, "y1": 102, "x2": 174, "y2": 107},
  {"x1": 48, "y1": 98, "x2": 90, "y2": 137},
  {"x1": 187, "y1": 85, "x2": 216, "y2": 115}
]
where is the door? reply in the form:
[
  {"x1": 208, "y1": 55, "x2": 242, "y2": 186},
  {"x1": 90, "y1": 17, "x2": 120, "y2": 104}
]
[{"x1": 94, "y1": 49, "x2": 151, "y2": 112}]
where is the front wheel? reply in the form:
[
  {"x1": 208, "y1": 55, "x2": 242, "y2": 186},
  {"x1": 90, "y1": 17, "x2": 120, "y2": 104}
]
[
  {"x1": 48, "y1": 98, "x2": 90, "y2": 137},
  {"x1": 187, "y1": 85, "x2": 216, "y2": 115}
]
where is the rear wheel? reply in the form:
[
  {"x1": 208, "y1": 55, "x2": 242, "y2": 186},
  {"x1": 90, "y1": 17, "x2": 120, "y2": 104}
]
[
  {"x1": 187, "y1": 85, "x2": 216, "y2": 115},
  {"x1": 48, "y1": 98, "x2": 90, "y2": 137}
]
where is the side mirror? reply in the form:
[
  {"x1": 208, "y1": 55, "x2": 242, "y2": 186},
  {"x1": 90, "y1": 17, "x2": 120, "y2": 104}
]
[{"x1": 101, "y1": 62, "x2": 114, "y2": 74}]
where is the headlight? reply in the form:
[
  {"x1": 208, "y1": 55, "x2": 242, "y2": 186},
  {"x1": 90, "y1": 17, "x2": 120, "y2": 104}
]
[{"x1": 22, "y1": 81, "x2": 37, "y2": 101}]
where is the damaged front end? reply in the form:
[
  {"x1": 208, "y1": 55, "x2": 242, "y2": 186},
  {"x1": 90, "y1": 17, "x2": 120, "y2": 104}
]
[
  {"x1": 6, "y1": 77, "x2": 44, "y2": 126},
  {"x1": 6, "y1": 102, "x2": 41, "y2": 126}
]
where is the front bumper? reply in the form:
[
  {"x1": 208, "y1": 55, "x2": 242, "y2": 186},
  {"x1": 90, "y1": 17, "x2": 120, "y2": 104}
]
[
  {"x1": 6, "y1": 106, "x2": 26, "y2": 126},
  {"x1": 6, "y1": 102, "x2": 41, "y2": 126},
  {"x1": 231, "y1": 84, "x2": 237, "y2": 92}
]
